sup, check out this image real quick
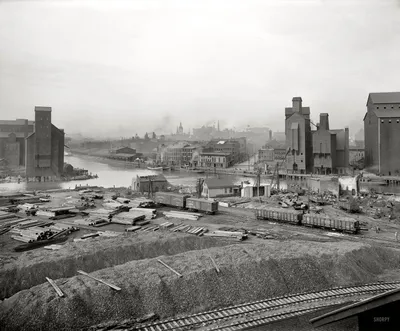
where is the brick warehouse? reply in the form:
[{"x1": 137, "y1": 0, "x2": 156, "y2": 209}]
[
  {"x1": 25, "y1": 106, "x2": 65, "y2": 181},
  {"x1": 364, "y1": 92, "x2": 400, "y2": 176}
]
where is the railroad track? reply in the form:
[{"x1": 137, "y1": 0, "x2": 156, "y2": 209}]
[{"x1": 127, "y1": 281, "x2": 400, "y2": 331}]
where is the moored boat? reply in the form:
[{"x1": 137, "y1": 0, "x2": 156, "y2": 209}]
[{"x1": 147, "y1": 167, "x2": 163, "y2": 171}]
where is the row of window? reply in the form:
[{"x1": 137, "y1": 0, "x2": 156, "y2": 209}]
[
  {"x1": 376, "y1": 106, "x2": 400, "y2": 109},
  {"x1": 381, "y1": 119, "x2": 400, "y2": 123}
]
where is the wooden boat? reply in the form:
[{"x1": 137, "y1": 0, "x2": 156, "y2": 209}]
[
  {"x1": 162, "y1": 166, "x2": 171, "y2": 171},
  {"x1": 147, "y1": 166, "x2": 163, "y2": 171}
]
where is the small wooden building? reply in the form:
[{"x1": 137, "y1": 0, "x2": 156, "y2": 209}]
[
  {"x1": 131, "y1": 174, "x2": 169, "y2": 193},
  {"x1": 201, "y1": 178, "x2": 240, "y2": 198}
]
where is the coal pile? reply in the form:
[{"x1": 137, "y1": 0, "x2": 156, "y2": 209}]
[{"x1": 1, "y1": 241, "x2": 400, "y2": 331}]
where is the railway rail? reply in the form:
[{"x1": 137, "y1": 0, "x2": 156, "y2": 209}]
[{"x1": 127, "y1": 281, "x2": 400, "y2": 331}]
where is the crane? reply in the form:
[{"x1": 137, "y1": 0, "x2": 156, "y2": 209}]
[{"x1": 270, "y1": 148, "x2": 291, "y2": 191}]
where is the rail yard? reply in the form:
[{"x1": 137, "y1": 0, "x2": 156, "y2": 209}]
[{"x1": 1, "y1": 186, "x2": 400, "y2": 330}]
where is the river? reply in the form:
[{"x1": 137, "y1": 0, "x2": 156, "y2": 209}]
[
  {"x1": 1, "y1": 155, "x2": 399, "y2": 194},
  {"x1": 0, "y1": 155, "x2": 278, "y2": 193}
]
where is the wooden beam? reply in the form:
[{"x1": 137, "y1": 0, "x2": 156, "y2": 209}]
[
  {"x1": 209, "y1": 255, "x2": 220, "y2": 273},
  {"x1": 77, "y1": 270, "x2": 121, "y2": 291},
  {"x1": 157, "y1": 259, "x2": 183, "y2": 278},
  {"x1": 46, "y1": 277, "x2": 64, "y2": 297}
]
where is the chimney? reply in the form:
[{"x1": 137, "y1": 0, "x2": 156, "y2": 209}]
[
  {"x1": 319, "y1": 113, "x2": 329, "y2": 130},
  {"x1": 292, "y1": 97, "x2": 302, "y2": 112}
]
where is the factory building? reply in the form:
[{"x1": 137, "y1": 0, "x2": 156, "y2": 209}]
[
  {"x1": 285, "y1": 97, "x2": 313, "y2": 174},
  {"x1": 312, "y1": 113, "x2": 349, "y2": 175},
  {"x1": 25, "y1": 106, "x2": 65, "y2": 181},
  {"x1": 0, "y1": 119, "x2": 34, "y2": 166},
  {"x1": 364, "y1": 92, "x2": 400, "y2": 175}
]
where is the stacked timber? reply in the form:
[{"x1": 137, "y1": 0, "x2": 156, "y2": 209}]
[
  {"x1": 127, "y1": 197, "x2": 155, "y2": 208},
  {"x1": 111, "y1": 211, "x2": 146, "y2": 225},
  {"x1": 15, "y1": 219, "x2": 53, "y2": 229},
  {"x1": 103, "y1": 201, "x2": 123, "y2": 210},
  {"x1": 116, "y1": 197, "x2": 130, "y2": 204},
  {"x1": 159, "y1": 221, "x2": 174, "y2": 229},
  {"x1": 203, "y1": 230, "x2": 247, "y2": 241},
  {"x1": 36, "y1": 210, "x2": 55, "y2": 218},
  {"x1": 163, "y1": 210, "x2": 202, "y2": 221},
  {"x1": 128, "y1": 208, "x2": 156, "y2": 219},
  {"x1": 90, "y1": 208, "x2": 117, "y2": 219}
]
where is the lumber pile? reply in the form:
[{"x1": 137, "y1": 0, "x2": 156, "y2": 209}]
[
  {"x1": 111, "y1": 211, "x2": 146, "y2": 225},
  {"x1": 10, "y1": 223, "x2": 76, "y2": 243},
  {"x1": 127, "y1": 197, "x2": 155, "y2": 208},
  {"x1": 138, "y1": 223, "x2": 208, "y2": 236},
  {"x1": 203, "y1": 230, "x2": 247, "y2": 241},
  {"x1": 89, "y1": 208, "x2": 117, "y2": 219},
  {"x1": 128, "y1": 208, "x2": 157, "y2": 219},
  {"x1": 163, "y1": 210, "x2": 202, "y2": 221},
  {"x1": 116, "y1": 197, "x2": 130, "y2": 204}
]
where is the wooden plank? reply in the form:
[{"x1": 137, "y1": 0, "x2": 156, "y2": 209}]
[
  {"x1": 77, "y1": 270, "x2": 121, "y2": 291},
  {"x1": 157, "y1": 259, "x2": 183, "y2": 278},
  {"x1": 46, "y1": 277, "x2": 64, "y2": 297},
  {"x1": 209, "y1": 255, "x2": 220, "y2": 273}
]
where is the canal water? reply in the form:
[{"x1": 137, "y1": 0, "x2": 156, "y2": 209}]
[
  {"x1": 0, "y1": 155, "x2": 399, "y2": 194},
  {"x1": 0, "y1": 155, "x2": 279, "y2": 193}
]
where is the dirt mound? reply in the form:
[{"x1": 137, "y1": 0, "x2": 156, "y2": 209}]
[
  {"x1": 0, "y1": 232, "x2": 232, "y2": 300},
  {"x1": 1, "y1": 241, "x2": 400, "y2": 331}
]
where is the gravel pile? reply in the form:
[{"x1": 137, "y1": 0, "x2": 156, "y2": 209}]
[
  {"x1": 2, "y1": 241, "x2": 400, "y2": 331},
  {"x1": 0, "y1": 232, "x2": 231, "y2": 299}
]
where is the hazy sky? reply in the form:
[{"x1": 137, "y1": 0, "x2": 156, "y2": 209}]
[{"x1": 1, "y1": 0, "x2": 400, "y2": 138}]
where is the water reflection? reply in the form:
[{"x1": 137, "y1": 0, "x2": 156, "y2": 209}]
[{"x1": 0, "y1": 155, "x2": 277, "y2": 192}]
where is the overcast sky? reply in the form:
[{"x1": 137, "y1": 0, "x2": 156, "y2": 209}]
[{"x1": 1, "y1": 0, "x2": 399, "y2": 138}]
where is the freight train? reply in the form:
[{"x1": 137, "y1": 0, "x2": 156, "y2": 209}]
[
  {"x1": 154, "y1": 192, "x2": 218, "y2": 214},
  {"x1": 254, "y1": 207, "x2": 360, "y2": 234}
]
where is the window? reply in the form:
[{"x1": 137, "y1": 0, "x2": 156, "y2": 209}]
[
  {"x1": 397, "y1": 120, "x2": 399, "y2": 123},
  {"x1": 389, "y1": 120, "x2": 392, "y2": 123},
  {"x1": 377, "y1": 107, "x2": 380, "y2": 109},
  {"x1": 381, "y1": 120, "x2": 384, "y2": 123},
  {"x1": 384, "y1": 107, "x2": 386, "y2": 109}
]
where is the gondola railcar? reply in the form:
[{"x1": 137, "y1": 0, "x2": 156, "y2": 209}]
[
  {"x1": 255, "y1": 207, "x2": 303, "y2": 225},
  {"x1": 302, "y1": 214, "x2": 360, "y2": 234}
]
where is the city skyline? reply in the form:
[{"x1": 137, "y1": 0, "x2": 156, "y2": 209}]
[{"x1": 1, "y1": 0, "x2": 400, "y2": 137}]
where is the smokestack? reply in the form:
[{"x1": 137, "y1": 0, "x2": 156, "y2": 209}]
[
  {"x1": 319, "y1": 113, "x2": 329, "y2": 130},
  {"x1": 292, "y1": 97, "x2": 302, "y2": 112}
]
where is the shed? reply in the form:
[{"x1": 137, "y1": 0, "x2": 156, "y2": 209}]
[
  {"x1": 310, "y1": 287, "x2": 400, "y2": 331},
  {"x1": 201, "y1": 178, "x2": 240, "y2": 198},
  {"x1": 114, "y1": 146, "x2": 136, "y2": 155},
  {"x1": 131, "y1": 174, "x2": 169, "y2": 194}
]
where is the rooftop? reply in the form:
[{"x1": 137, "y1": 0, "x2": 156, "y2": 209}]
[
  {"x1": 368, "y1": 92, "x2": 400, "y2": 105},
  {"x1": 200, "y1": 152, "x2": 231, "y2": 156},
  {"x1": 310, "y1": 287, "x2": 400, "y2": 328},
  {"x1": 204, "y1": 178, "x2": 238, "y2": 189},
  {"x1": 35, "y1": 106, "x2": 52, "y2": 112}
]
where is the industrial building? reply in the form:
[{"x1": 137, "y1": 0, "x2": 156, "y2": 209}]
[
  {"x1": 364, "y1": 92, "x2": 400, "y2": 175},
  {"x1": 25, "y1": 106, "x2": 65, "y2": 181},
  {"x1": 131, "y1": 174, "x2": 169, "y2": 193},
  {"x1": 312, "y1": 113, "x2": 349, "y2": 175},
  {"x1": 0, "y1": 119, "x2": 34, "y2": 166},
  {"x1": 285, "y1": 97, "x2": 313, "y2": 174}
]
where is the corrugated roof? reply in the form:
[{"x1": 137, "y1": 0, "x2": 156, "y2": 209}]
[
  {"x1": 204, "y1": 178, "x2": 238, "y2": 189},
  {"x1": 310, "y1": 287, "x2": 400, "y2": 328},
  {"x1": 368, "y1": 92, "x2": 400, "y2": 105},
  {"x1": 35, "y1": 106, "x2": 52, "y2": 112}
]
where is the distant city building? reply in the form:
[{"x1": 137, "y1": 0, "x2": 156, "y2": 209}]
[
  {"x1": 258, "y1": 148, "x2": 274, "y2": 162},
  {"x1": 312, "y1": 113, "x2": 349, "y2": 175},
  {"x1": 364, "y1": 92, "x2": 400, "y2": 175},
  {"x1": 354, "y1": 128, "x2": 364, "y2": 142},
  {"x1": 349, "y1": 147, "x2": 364, "y2": 165},
  {"x1": 272, "y1": 131, "x2": 286, "y2": 141},
  {"x1": 25, "y1": 106, "x2": 65, "y2": 180},
  {"x1": 199, "y1": 151, "x2": 233, "y2": 168},
  {"x1": 0, "y1": 119, "x2": 34, "y2": 166},
  {"x1": 285, "y1": 97, "x2": 313, "y2": 174}
]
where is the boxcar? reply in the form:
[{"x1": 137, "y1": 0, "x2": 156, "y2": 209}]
[
  {"x1": 154, "y1": 192, "x2": 189, "y2": 208},
  {"x1": 186, "y1": 198, "x2": 218, "y2": 214},
  {"x1": 302, "y1": 214, "x2": 360, "y2": 234},
  {"x1": 255, "y1": 207, "x2": 303, "y2": 225}
]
